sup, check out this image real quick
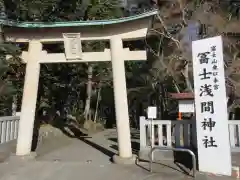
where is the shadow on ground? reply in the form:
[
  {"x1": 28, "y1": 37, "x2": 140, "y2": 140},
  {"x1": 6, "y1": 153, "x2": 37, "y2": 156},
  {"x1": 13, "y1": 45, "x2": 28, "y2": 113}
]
[
  {"x1": 135, "y1": 158, "x2": 191, "y2": 176},
  {"x1": 173, "y1": 147, "x2": 198, "y2": 171},
  {"x1": 32, "y1": 115, "x2": 196, "y2": 177},
  {"x1": 33, "y1": 115, "x2": 116, "y2": 161},
  {"x1": 108, "y1": 138, "x2": 140, "y2": 155}
]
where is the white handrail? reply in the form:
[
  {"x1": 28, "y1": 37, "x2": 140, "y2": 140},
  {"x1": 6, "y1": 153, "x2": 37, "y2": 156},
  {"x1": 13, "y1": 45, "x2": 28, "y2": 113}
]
[
  {"x1": 0, "y1": 116, "x2": 20, "y2": 122},
  {"x1": 0, "y1": 116, "x2": 20, "y2": 144},
  {"x1": 140, "y1": 116, "x2": 240, "y2": 152}
]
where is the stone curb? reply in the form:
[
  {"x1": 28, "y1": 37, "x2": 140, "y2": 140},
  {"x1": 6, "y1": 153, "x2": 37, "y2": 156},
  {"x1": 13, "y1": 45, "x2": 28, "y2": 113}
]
[{"x1": 112, "y1": 154, "x2": 138, "y2": 165}]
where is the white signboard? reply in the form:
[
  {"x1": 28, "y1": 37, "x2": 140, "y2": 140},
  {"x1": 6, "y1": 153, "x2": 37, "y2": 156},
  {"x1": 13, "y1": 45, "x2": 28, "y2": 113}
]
[
  {"x1": 63, "y1": 33, "x2": 82, "y2": 60},
  {"x1": 179, "y1": 100, "x2": 195, "y2": 113},
  {"x1": 192, "y1": 36, "x2": 232, "y2": 176},
  {"x1": 147, "y1": 106, "x2": 157, "y2": 119}
]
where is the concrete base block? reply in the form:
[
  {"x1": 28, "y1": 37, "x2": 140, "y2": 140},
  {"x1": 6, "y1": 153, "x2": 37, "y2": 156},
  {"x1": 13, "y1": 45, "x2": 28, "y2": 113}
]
[
  {"x1": 112, "y1": 154, "x2": 137, "y2": 165},
  {"x1": 232, "y1": 166, "x2": 239, "y2": 179},
  {"x1": 6, "y1": 152, "x2": 37, "y2": 163}
]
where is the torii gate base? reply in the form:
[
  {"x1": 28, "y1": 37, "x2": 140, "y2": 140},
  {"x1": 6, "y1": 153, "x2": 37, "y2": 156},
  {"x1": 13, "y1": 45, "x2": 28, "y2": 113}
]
[{"x1": 3, "y1": 10, "x2": 158, "y2": 164}]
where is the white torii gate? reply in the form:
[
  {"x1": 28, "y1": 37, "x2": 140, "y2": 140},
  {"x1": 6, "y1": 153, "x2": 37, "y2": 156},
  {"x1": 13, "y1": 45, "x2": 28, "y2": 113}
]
[{"x1": 3, "y1": 10, "x2": 158, "y2": 164}]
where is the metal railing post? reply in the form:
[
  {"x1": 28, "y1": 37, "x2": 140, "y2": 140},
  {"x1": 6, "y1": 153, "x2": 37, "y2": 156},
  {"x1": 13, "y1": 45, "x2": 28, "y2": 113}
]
[{"x1": 149, "y1": 146, "x2": 197, "y2": 178}]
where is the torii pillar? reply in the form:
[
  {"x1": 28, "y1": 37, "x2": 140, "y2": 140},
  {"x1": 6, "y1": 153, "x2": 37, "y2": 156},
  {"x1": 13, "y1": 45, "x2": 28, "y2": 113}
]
[
  {"x1": 110, "y1": 36, "x2": 134, "y2": 162},
  {"x1": 16, "y1": 40, "x2": 42, "y2": 157}
]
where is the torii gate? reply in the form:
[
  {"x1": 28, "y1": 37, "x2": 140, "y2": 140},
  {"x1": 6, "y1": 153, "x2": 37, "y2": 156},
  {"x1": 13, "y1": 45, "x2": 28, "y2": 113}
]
[{"x1": 1, "y1": 10, "x2": 158, "y2": 164}]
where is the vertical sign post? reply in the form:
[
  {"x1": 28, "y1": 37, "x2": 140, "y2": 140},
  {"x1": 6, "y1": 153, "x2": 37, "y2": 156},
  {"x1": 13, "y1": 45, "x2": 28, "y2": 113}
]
[
  {"x1": 147, "y1": 106, "x2": 157, "y2": 149},
  {"x1": 192, "y1": 36, "x2": 232, "y2": 176}
]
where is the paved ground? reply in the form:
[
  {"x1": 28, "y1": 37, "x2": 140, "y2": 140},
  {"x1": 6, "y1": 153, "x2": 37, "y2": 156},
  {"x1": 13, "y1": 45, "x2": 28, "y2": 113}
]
[{"x1": 0, "y1": 129, "x2": 236, "y2": 180}]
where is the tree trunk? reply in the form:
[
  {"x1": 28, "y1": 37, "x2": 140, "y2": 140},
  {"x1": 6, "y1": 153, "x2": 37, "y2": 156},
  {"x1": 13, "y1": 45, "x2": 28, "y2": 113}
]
[
  {"x1": 12, "y1": 95, "x2": 17, "y2": 116},
  {"x1": 183, "y1": 63, "x2": 193, "y2": 92},
  {"x1": 0, "y1": 26, "x2": 3, "y2": 43},
  {"x1": 84, "y1": 64, "x2": 93, "y2": 120},
  {"x1": 0, "y1": 0, "x2": 5, "y2": 43},
  {"x1": 94, "y1": 86, "x2": 101, "y2": 123}
]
